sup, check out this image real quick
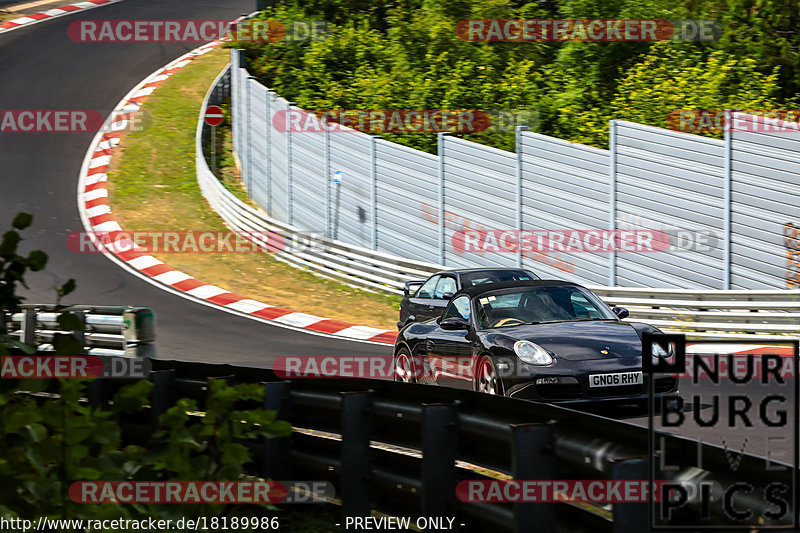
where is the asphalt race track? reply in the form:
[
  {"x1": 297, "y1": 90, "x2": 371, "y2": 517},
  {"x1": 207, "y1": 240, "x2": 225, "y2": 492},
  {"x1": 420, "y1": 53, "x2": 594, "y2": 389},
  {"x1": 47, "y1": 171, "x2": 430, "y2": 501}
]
[{"x1": 0, "y1": 0, "x2": 393, "y2": 366}]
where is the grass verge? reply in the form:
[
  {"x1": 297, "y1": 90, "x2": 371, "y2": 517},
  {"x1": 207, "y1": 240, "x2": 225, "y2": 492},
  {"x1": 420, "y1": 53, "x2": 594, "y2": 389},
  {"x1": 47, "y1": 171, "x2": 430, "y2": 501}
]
[{"x1": 107, "y1": 47, "x2": 401, "y2": 330}]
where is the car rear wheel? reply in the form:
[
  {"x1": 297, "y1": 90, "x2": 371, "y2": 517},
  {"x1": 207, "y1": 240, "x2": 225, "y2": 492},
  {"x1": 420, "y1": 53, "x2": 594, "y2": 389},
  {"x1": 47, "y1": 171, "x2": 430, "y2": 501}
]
[
  {"x1": 475, "y1": 356, "x2": 503, "y2": 395},
  {"x1": 394, "y1": 348, "x2": 416, "y2": 383}
]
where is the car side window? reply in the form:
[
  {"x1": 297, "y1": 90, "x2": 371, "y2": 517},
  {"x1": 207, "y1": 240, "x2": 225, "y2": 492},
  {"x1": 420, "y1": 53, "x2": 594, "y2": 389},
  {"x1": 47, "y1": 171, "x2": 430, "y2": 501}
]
[
  {"x1": 434, "y1": 276, "x2": 457, "y2": 299},
  {"x1": 570, "y1": 292, "x2": 602, "y2": 319},
  {"x1": 443, "y1": 296, "x2": 471, "y2": 322},
  {"x1": 415, "y1": 275, "x2": 440, "y2": 299}
]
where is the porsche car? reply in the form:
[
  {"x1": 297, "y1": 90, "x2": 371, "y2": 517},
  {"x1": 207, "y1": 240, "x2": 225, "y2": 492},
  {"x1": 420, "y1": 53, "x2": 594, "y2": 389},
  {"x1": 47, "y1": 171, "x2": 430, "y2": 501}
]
[
  {"x1": 393, "y1": 280, "x2": 678, "y2": 402},
  {"x1": 397, "y1": 268, "x2": 539, "y2": 329}
]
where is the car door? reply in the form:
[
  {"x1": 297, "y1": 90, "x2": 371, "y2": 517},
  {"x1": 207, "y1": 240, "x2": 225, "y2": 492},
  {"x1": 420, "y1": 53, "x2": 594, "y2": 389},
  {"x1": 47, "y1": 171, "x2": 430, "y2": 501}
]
[{"x1": 426, "y1": 295, "x2": 474, "y2": 389}]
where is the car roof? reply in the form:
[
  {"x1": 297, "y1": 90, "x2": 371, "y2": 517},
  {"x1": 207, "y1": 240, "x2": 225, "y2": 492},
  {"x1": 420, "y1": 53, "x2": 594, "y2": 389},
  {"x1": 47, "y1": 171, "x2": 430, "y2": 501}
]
[
  {"x1": 453, "y1": 279, "x2": 581, "y2": 299},
  {"x1": 438, "y1": 267, "x2": 538, "y2": 275}
]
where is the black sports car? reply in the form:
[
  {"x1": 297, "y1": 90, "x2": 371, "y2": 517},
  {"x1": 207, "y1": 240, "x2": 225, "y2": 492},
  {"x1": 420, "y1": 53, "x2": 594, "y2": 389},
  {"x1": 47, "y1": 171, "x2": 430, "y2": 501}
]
[
  {"x1": 397, "y1": 268, "x2": 539, "y2": 329},
  {"x1": 393, "y1": 280, "x2": 679, "y2": 402}
]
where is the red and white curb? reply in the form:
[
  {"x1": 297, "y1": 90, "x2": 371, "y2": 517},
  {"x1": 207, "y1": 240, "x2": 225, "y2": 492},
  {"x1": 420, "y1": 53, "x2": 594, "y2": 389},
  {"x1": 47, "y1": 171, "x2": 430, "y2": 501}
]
[
  {"x1": 687, "y1": 344, "x2": 794, "y2": 356},
  {"x1": 77, "y1": 41, "x2": 398, "y2": 345},
  {"x1": 0, "y1": 0, "x2": 122, "y2": 34}
]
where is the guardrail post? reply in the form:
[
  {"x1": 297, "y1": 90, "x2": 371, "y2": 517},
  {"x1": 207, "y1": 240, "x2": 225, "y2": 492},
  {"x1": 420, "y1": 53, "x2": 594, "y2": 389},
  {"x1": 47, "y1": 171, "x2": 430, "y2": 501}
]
[
  {"x1": 422, "y1": 403, "x2": 458, "y2": 518},
  {"x1": 88, "y1": 378, "x2": 108, "y2": 410},
  {"x1": 150, "y1": 369, "x2": 176, "y2": 426},
  {"x1": 73, "y1": 311, "x2": 87, "y2": 355},
  {"x1": 341, "y1": 391, "x2": 373, "y2": 518},
  {"x1": 21, "y1": 308, "x2": 36, "y2": 346},
  {"x1": 511, "y1": 423, "x2": 555, "y2": 533},
  {"x1": 263, "y1": 381, "x2": 292, "y2": 479},
  {"x1": 610, "y1": 457, "x2": 649, "y2": 533}
]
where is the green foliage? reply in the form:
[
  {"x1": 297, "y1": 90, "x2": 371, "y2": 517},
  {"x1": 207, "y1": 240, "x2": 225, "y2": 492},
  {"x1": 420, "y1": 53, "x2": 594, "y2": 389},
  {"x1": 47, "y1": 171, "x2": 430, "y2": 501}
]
[
  {"x1": 236, "y1": 0, "x2": 795, "y2": 152},
  {"x1": 0, "y1": 213, "x2": 77, "y2": 356},
  {"x1": 0, "y1": 378, "x2": 291, "y2": 521},
  {"x1": 0, "y1": 214, "x2": 293, "y2": 521}
]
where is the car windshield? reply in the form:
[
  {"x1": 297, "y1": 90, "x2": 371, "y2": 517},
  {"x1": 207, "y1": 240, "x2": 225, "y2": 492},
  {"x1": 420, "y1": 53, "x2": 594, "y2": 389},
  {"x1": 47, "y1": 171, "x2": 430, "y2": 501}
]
[
  {"x1": 460, "y1": 270, "x2": 537, "y2": 288},
  {"x1": 475, "y1": 285, "x2": 616, "y2": 329}
]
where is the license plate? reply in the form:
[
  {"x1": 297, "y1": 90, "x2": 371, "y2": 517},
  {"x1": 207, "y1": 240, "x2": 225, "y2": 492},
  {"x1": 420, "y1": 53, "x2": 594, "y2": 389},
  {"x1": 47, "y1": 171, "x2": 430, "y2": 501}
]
[{"x1": 589, "y1": 371, "x2": 643, "y2": 387}]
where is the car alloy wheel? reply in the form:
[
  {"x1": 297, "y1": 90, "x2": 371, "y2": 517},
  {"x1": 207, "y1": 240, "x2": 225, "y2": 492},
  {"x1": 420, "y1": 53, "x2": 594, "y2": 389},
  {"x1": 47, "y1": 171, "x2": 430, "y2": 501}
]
[
  {"x1": 476, "y1": 357, "x2": 501, "y2": 395},
  {"x1": 394, "y1": 349, "x2": 415, "y2": 383}
]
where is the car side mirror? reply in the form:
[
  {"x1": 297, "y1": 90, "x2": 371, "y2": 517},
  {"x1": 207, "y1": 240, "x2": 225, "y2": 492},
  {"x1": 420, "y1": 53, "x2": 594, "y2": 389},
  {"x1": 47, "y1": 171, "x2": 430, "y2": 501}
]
[
  {"x1": 440, "y1": 317, "x2": 469, "y2": 330},
  {"x1": 404, "y1": 281, "x2": 425, "y2": 297},
  {"x1": 441, "y1": 292, "x2": 455, "y2": 300},
  {"x1": 612, "y1": 306, "x2": 629, "y2": 319}
]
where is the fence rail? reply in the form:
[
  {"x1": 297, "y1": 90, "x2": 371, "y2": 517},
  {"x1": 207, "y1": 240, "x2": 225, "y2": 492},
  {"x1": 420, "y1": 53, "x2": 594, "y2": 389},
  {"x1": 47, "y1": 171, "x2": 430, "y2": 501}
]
[
  {"x1": 74, "y1": 351, "x2": 799, "y2": 532},
  {"x1": 3, "y1": 304, "x2": 156, "y2": 357},
  {"x1": 230, "y1": 50, "x2": 800, "y2": 292},
  {"x1": 199, "y1": 65, "x2": 800, "y2": 340}
]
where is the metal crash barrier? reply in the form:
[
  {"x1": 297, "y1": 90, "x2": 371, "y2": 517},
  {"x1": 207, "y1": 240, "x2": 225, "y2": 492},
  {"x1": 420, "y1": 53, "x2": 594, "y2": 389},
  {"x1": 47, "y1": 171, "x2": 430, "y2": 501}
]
[{"x1": 4, "y1": 304, "x2": 156, "y2": 358}]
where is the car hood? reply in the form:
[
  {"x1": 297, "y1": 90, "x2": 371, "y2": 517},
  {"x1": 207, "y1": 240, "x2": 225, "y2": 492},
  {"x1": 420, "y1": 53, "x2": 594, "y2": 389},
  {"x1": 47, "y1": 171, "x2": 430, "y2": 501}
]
[{"x1": 494, "y1": 320, "x2": 643, "y2": 361}]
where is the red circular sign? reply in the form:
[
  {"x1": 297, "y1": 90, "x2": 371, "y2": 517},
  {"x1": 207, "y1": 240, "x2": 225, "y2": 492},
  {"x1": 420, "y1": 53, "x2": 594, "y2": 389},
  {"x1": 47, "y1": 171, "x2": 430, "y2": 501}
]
[{"x1": 204, "y1": 105, "x2": 224, "y2": 126}]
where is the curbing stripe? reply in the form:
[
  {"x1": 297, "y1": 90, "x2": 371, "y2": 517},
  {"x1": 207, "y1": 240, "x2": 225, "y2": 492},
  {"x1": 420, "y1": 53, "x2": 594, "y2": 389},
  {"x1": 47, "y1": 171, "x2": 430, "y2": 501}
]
[{"x1": 0, "y1": 0, "x2": 124, "y2": 34}]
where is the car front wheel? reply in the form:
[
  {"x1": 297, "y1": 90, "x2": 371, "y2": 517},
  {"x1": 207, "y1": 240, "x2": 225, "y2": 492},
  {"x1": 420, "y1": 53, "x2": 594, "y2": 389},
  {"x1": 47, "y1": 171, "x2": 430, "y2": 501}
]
[
  {"x1": 474, "y1": 356, "x2": 503, "y2": 395},
  {"x1": 393, "y1": 347, "x2": 416, "y2": 383}
]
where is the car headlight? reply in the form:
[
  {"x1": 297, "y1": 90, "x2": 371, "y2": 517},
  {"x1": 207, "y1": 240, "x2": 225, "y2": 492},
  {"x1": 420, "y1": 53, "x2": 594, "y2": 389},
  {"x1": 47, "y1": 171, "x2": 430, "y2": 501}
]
[{"x1": 514, "y1": 341, "x2": 553, "y2": 365}]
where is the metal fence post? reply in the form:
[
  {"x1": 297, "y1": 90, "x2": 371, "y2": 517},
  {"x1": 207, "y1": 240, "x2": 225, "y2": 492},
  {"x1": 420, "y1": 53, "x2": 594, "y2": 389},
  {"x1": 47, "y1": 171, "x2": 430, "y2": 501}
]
[
  {"x1": 341, "y1": 391, "x2": 373, "y2": 518},
  {"x1": 266, "y1": 89, "x2": 272, "y2": 213},
  {"x1": 230, "y1": 50, "x2": 238, "y2": 154},
  {"x1": 287, "y1": 101, "x2": 294, "y2": 226},
  {"x1": 421, "y1": 403, "x2": 458, "y2": 518},
  {"x1": 263, "y1": 381, "x2": 291, "y2": 480},
  {"x1": 516, "y1": 126, "x2": 528, "y2": 268},
  {"x1": 246, "y1": 77, "x2": 257, "y2": 194},
  {"x1": 438, "y1": 132, "x2": 448, "y2": 265},
  {"x1": 610, "y1": 457, "x2": 650, "y2": 533},
  {"x1": 150, "y1": 369, "x2": 176, "y2": 427},
  {"x1": 608, "y1": 119, "x2": 617, "y2": 287},
  {"x1": 722, "y1": 109, "x2": 732, "y2": 289},
  {"x1": 371, "y1": 135, "x2": 379, "y2": 251},
  {"x1": 511, "y1": 423, "x2": 555, "y2": 533},
  {"x1": 325, "y1": 129, "x2": 331, "y2": 238}
]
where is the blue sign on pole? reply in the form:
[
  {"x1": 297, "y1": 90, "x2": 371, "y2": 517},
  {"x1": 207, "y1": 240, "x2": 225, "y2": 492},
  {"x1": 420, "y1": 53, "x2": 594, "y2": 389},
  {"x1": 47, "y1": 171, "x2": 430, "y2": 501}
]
[{"x1": 333, "y1": 170, "x2": 342, "y2": 183}]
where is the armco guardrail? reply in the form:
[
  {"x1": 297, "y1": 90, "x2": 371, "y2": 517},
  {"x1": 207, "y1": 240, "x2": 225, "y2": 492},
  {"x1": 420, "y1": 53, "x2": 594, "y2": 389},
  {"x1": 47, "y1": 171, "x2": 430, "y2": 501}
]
[
  {"x1": 198, "y1": 66, "x2": 800, "y2": 340},
  {"x1": 4, "y1": 304, "x2": 156, "y2": 357},
  {"x1": 70, "y1": 351, "x2": 798, "y2": 532},
  {"x1": 198, "y1": 65, "x2": 445, "y2": 296},
  {"x1": 589, "y1": 286, "x2": 800, "y2": 340}
]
